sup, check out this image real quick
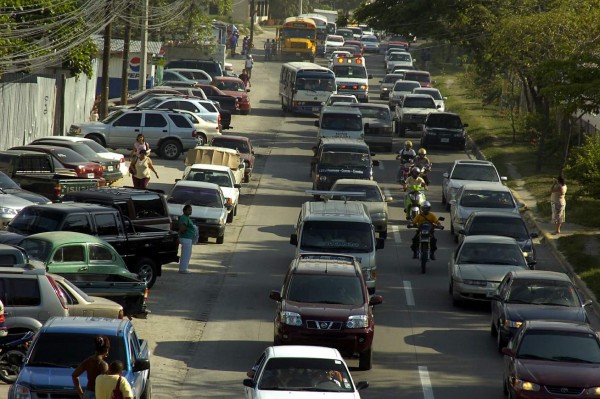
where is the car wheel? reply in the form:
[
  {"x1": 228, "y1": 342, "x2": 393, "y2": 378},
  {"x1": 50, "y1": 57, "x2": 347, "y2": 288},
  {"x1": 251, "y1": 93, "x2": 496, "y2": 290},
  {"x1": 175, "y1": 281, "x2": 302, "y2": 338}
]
[
  {"x1": 141, "y1": 379, "x2": 152, "y2": 399},
  {"x1": 393, "y1": 120, "x2": 399, "y2": 135},
  {"x1": 358, "y1": 347, "x2": 373, "y2": 370},
  {"x1": 216, "y1": 235, "x2": 225, "y2": 244},
  {"x1": 86, "y1": 134, "x2": 106, "y2": 147},
  {"x1": 135, "y1": 257, "x2": 157, "y2": 289},
  {"x1": 380, "y1": 230, "x2": 387, "y2": 239},
  {"x1": 226, "y1": 209, "x2": 234, "y2": 223},
  {"x1": 159, "y1": 139, "x2": 182, "y2": 160},
  {"x1": 233, "y1": 204, "x2": 238, "y2": 216},
  {"x1": 491, "y1": 319, "x2": 498, "y2": 337},
  {"x1": 196, "y1": 133, "x2": 207, "y2": 146}
]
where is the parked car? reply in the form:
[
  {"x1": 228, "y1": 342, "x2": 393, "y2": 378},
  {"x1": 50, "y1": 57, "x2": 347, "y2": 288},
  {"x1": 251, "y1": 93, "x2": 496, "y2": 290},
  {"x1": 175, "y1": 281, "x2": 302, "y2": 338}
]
[
  {"x1": 243, "y1": 345, "x2": 369, "y2": 399},
  {"x1": 9, "y1": 316, "x2": 151, "y2": 399},
  {"x1": 442, "y1": 159, "x2": 507, "y2": 208},
  {"x1": 0, "y1": 191, "x2": 37, "y2": 227},
  {"x1": 136, "y1": 96, "x2": 221, "y2": 126},
  {"x1": 330, "y1": 179, "x2": 392, "y2": 238},
  {"x1": 27, "y1": 140, "x2": 122, "y2": 185},
  {"x1": 161, "y1": 69, "x2": 208, "y2": 85},
  {"x1": 421, "y1": 112, "x2": 467, "y2": 149},
  {"x1": 165, "y1": 68, "x2": 212, "y2": 84},
  {"x1": 165, "y1": 59, "x2": 224, "y2": 78},
  {"x1": 9, "y1": 145, "x2": 106, "y2": 185},
  {"x1": 193, "y1": 83, "x2": 239, "y2": 119},
  {"x1": 0, "y1": 171, "x2": 51, "y2": 205},
  {"x1": 501, "y1": 320, "x2": 600, "y2": 399},
  {"x1": 175, "y1": 109, "x2": 222, "y2": 146},
  {"x1": 448, "y1": 235, "x2": 534, "y2": 306},
  {"x1": 209, "y1": 135, "x2": 255, "y2": 183},
  {"x1": 68, "y1": 108, "x2": 199, "y2": 160},
  {"x1": 211, "y1": 76, "x2": 251, "y2": 115},
  {"x1": 491, "y1": 270, "x2": 591, "y2": 351},
  {"x1": 167, "y1": 181, "x2": 230, "y2": 244}
]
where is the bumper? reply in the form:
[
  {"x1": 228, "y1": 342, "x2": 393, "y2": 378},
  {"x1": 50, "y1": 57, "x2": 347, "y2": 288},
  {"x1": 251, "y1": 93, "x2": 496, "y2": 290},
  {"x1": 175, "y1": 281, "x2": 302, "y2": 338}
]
[
  {"x1": 453, "y1": 279, "x2": 499, "y2": 302},
  {"x1": 103, "y1": 170, "x2": 123, "y2": 184},
  {"x1": 238, "y1": 102, "x2": 251, "y2": 112},
  {"x1": 291, "y1": 103, "x2": 323, "y2": 114},
  {"x1": 337, "y1": 90, "x2": 368, "y2": 101},
  {"x1": 275, "y1": 324, "x2": 374, "y2": 357},
  {"x1": 196, "y1": 222, "x2": 226, "y2": 239},
  {"x1": 371, "y1": 219, "x2": 388, "y2": 233}
]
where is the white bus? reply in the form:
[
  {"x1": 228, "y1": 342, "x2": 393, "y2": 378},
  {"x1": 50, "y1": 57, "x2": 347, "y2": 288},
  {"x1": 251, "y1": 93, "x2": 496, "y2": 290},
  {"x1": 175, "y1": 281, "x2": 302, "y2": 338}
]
[{"x1": 279, "y1": 62, "x2": 336, "y2": 114}]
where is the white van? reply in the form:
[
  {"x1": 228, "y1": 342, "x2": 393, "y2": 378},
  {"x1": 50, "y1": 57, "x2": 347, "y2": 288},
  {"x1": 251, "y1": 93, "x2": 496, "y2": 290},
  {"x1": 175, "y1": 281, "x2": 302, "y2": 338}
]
[
  {"x1": 290, "y1": 198, "x2": 385, "y2": 293},
  {"x1": 314, "y1": 105, "x2": 367, "y2": 141}
]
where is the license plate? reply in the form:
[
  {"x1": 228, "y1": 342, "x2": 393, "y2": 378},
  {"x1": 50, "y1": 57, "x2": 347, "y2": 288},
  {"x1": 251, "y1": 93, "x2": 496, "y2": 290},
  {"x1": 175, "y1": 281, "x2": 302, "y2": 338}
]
[
  {"x1": 312, "y1": 107, "x2": 320, "y2": 112},
  {"x1": 87, "y1": 173, "x2": 95, "y2": 178},
  {"x1": 441, "y1": 138, "x2": 449, "y2": 143},
  {"x1": 108, "y1": 166, "x2": 114, "y2": 171}
]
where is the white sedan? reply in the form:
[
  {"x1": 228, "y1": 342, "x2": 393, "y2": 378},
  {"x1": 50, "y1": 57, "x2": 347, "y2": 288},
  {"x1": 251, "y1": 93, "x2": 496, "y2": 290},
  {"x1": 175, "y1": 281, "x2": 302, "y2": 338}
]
[
  {"x1": 243, "y1": 345, "x2": 369, "y2": 399},
  {"x1": 324, "y1": 34, "x2": 345, "y2": 55}
]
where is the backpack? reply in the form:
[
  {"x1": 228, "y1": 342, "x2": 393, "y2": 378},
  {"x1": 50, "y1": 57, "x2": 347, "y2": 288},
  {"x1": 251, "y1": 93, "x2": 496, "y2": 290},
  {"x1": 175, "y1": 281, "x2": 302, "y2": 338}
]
[{"x1": 111, "y1": 377, "x2": 124, "y2": 399}]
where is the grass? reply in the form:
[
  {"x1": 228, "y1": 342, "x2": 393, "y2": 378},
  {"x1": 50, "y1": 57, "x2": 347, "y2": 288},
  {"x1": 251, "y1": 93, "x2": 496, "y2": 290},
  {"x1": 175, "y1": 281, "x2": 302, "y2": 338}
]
[{"x1": 558, "y1": 235, "x2": 600, "y2": 295}]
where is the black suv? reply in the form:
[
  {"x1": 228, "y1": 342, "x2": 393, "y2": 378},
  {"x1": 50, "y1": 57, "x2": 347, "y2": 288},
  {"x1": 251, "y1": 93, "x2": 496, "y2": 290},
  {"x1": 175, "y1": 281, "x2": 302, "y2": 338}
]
[
  {"x1": 269, "y1": 254, "x2": 383, "y2": 370},
  {"x1": 310, "y1": 138, "x2": 379, "y2": 192},
  {"x1": 165, "y1": 59, "x2": 223, "y2": 79},
  {"x1": 420, "y1": 112, "x2": 468, "y2": 150}
]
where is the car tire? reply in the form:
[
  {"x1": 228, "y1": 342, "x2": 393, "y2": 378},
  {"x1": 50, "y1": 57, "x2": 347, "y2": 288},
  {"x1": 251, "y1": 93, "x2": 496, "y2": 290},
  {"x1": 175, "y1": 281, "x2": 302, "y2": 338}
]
[
  {"x1": 233, "y1": 204, "x2": 238, "y2": 216},
  {"x1": 441, "y1": 192, "x2": 447, "y2": 205},
  {"x1": 240, "y1": 110, "x2": 250, "y2": 115},
  {"x1": 281, "y1": 98, "x2": 287, "y2": 112},
  {"x1": 141, "y1": 379, "x2": 152, "y2": 399},
  {"x1": 450, "y1": 222, "x2": 455, "y2": 236},
  {"x1": 497, "y1": 329, "x2": 507, "y2": 352},
  {"x1": 159, "y1": 139, "x2": 182, "y2": 160},
  {"x1": 135, "y1": 257, "x2": 158, "y2": 289},
  {"x1": 358, "y1": 347, "x2": 373, "y2": 370},
  {"x1": 380, "y1": 230, "x2": 387, "y2": 239},
  {"x1": 196, "y1": 133, "x2": 207, "y2": 146},
  {"x1": 216, "y1": 235, "x2": 225, "y2": 244},
  {"x1": 226, "y1": 209, "x2": 234, "y2": 223}
]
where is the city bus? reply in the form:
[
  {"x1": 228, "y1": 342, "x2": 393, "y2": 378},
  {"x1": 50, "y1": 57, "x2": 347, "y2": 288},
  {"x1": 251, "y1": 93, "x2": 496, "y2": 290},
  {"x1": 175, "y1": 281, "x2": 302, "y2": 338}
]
[
  {"x1": 299, "y1": 13, "x2": 328, "y2": 56},
  {"x1": 279, "y1": 62, "x2": 336, "y2": 114},
  {"x1": 275, "y1": 17, "x2": 317, "y2": 62}
]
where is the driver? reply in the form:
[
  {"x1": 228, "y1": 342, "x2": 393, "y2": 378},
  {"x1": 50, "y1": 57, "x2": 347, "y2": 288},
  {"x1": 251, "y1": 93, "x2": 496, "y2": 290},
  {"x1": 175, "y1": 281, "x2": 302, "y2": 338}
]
[
  {"x1": 410, "y1": 201, "x2": 442, "y2": 260},
  {"x1": 396, "y1": 141, "x2": 416, "y2": 163}
]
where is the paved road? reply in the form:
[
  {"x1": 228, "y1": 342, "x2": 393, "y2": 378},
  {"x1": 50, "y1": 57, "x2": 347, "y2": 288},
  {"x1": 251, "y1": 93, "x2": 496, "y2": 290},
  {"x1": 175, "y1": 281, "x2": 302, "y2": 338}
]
[{"x1": 1, "y1": 46, "x2": 595, "y2": 399}]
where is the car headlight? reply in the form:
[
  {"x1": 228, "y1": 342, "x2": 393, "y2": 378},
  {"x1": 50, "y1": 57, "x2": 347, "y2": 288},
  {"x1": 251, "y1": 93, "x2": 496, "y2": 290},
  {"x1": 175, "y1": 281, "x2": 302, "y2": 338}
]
[
  {"x1": 346, "y1": 315, "x2": 368, "y2": 328},
  {"x1": 318, "y1": 175, "x2": 327, "y2": 182},
  {"x1": 205, "y1": 218, "x2": 221, "y2": 224},
  {"x1": 11, "y1": 383, "x2": 32, "y2": 399},
  {"x1": 0, "y1": 207, "x2": 19, "y2": 215},
  {"x1": 503, "y1": 320, "x2": 523, "y2": 329},
  {"x1": 511, "y1": 378, "x2": 540, "y2": 392},
  {"x1": 382, "y1": 88, "x2": 388, "y2": 91},
  {"x1": 462, "y1": 279, "x2": 488, "y2": 287},
  {"x1": 587, "y1": 387, "x2": 600, "y2": 395},
  {"x1": 360, "y1": 85, "x2": 367, "y2": 90},
  {"x1": 280, "y1": 311, "x2": 302, "y2": 326},
  {"x1": 371, "y1": 212, "x2": 387, "y2": 221}
]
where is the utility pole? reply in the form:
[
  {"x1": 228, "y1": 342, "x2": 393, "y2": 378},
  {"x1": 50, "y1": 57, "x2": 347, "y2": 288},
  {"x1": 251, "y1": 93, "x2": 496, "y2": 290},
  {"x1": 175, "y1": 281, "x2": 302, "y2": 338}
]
[
  {"x1": 299, "y1": 0, "x2": 302, "y2": 15},
  {"x1": 249, "y1": 0, "x2": 255, "y2": 54},
  {"x1": 138, "y1": 0, "x2": 149, "y2": 91},
  {"x1": 120, "y1": 1, "x2": 132, "y2": 104},
  {"x1": 100, "y1": 0, "x2": 112, "y2": 120}
]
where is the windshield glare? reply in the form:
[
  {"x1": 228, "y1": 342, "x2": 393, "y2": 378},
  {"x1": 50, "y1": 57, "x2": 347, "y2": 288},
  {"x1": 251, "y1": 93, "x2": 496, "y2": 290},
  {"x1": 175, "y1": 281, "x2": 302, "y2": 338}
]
[
  {"x1": 320, "y1": 152, "x2": 370, "y2": 167},
  {"x1": 168, "y1": 187, "x2": 223, "y2": 207},
  {"x1": 458, "y1": 242, "x2": 526, "y2": 266},
  {"x1": 517, "y1": 332, "x2": 600, "y2": 363},
  {"x1": 459, "y1": 190, "x2": 515, "y2": 209},
  {"x1": 300, "y1": 221, "x2": 373, "y2": 252},
  {"x1": 469, "y1": 217, "x2": 528, "y2": 239},
  {"x1": 507, "y1": 280, "x2": 580, "y2": 306},
  {"x1": 321, "y1": 114, "x2": 362, "y2": 131},
  {"x1": 402, "y1": 98, "x2": 436, "y2": 108},
  {"x1": 258, "y1": 358, "x2": 353, "y2": 391}
]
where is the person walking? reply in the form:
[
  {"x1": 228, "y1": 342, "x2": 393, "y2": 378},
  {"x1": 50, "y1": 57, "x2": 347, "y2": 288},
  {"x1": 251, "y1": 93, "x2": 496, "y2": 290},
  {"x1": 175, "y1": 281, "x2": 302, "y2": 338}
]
[
  {"x1": 72, "y1": 335, "x2": 110, "y2": 399},
  {"x1": 230, "y1": 33, "x2": 238, "y2": 57},
  {"x1": 550, "y1": 175, "x2": 567, "y2": 234},
  {"x1": 178, "y1": 204, "x2": 195, "y2": 274},
  {"x1": 239, "y1": 68, "x2": 250, "y2": 89},
  {"x1": 242, "y1": 36, "x2": 248, "y2": 55},
  {"x1": 131, "y1": 150, "x2": 158, "y2": 189},
  {"x1": 95, "y1": 361, "x2": 133, "y2": 399},
  {"x1": 245, "y1": 54, "x2": 254, "y2": 80},
  {"x1": 264, "y1": 39, "x2": 271, "y2": 61},
  {"x1": 131, "y1": 134, "x2": 150, "y2": 160}
]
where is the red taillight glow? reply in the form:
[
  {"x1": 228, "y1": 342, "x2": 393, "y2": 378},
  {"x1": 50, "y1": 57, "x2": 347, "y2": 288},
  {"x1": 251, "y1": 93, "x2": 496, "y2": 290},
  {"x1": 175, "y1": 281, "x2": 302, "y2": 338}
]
[
  {"x1": 120, "y1": 158, "x2": 125, "y2": 163},
  {"x1": 192, "y1": 130, "x2": 197, "y2": 138},
  {"x1": 143, "y1": 288, "x2": 149, "y2": 304},
  {"x1": 47, "y1": 275, "x2": 69, "y2": 310}
]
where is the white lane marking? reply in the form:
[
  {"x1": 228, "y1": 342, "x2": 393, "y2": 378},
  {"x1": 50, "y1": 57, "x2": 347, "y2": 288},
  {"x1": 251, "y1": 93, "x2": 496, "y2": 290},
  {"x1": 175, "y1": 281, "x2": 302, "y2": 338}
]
[
  {"x1": 392, "y1": 225, "x2": 401, "y2": 243},
  {"x1": 403, "y1": 280, "x2": 415, "y2": 306},
  {"x1": 419, "y1": 366, "x2": 434, "y2": 399}
]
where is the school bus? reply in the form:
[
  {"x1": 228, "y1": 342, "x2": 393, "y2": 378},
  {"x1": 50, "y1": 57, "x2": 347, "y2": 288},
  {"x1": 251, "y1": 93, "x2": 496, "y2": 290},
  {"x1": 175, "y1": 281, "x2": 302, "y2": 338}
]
[{"x1": 275, "y1": 17, "x2": 317, "y2": 62}]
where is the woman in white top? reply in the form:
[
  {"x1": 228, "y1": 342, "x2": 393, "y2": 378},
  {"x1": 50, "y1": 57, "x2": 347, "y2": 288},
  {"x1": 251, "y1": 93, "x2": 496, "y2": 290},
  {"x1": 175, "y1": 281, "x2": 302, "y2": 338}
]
[{"x1": 131, "y1": 150, "x2": 158, "y2": 189}]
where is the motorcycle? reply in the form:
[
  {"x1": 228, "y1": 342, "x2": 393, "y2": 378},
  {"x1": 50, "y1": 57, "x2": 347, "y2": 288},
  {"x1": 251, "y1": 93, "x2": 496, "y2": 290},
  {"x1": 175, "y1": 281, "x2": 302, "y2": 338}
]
[
  {"x1": 0, "y1": 331, "x2": 35, "y2": 383},
  {"x1": 416, "y1": 162, "x2": 432, "y2": 186},
  {"x1": 404, "y1": 184, "x2": 426, "y2": 220},
  {"x1": 408, "y1": 217, "x2": 445, "y2": 274},
  {"x1": 395, "y1": 155, "x2": 415, "y2": 189}
]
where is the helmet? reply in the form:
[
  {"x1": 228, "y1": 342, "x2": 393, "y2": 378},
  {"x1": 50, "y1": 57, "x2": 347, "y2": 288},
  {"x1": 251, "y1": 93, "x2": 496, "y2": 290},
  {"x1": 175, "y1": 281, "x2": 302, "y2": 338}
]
[
  {"x1": 405, "y1": 141, "x2": 413, "y2": 148},
  {"x1": 420, "y1": 201, "x2": 431, "y2": 214},
  {"x1": 418, "y1": 148, "x2": 427, "y2": 155},
  {"x1": 411, "y1": 167, "x2": 421, "y2": 176}
]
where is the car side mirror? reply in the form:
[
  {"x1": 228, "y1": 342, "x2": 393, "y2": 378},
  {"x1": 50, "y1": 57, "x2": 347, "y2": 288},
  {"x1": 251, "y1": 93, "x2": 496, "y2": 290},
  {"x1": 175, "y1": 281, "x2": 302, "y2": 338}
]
[
  {"x1": 376, "y1": 238, "x2": 385, "y2": 250},
  {"x1": 133, "y1": 358, "x2": 150, "y2": 372},
  {"x1": 269, "y1": 290, "x2": 282, "y2": 301},
  {"x1": 372, "y1": 160, "x2": 380, "y2": 166},
  {"x1": 443, "y1": 96, "x2": 448, "y2": 100},
  {"x1": 458, "y1": 229, "x2": 465, "y2": 235},
  {"x1": 385, "y1": 196, "x2": 393, "y2": 202},
  {"x1": 234, "y1": 184, "x2": 241, "y2": 188},
  {"x1": 527, "y1": 260, "x2": 537, "y2": 270},
  {"x1": 501, "y1": 347, "x2": 514, "y2": 357},
  {"x1": 501, "y1": 176, "x2": 508, "y2": 182},
  {"x1": 356, "y1": 381, "x2": 369, "y2": 390},
  {"x1": 584, "y1": 299, "x2": 593, "y2": 307},
  {"x1": 243, "y1": 379, "x2": 255, "y2": 388},
  {"x1": 290, "y1": 233, "x2": 298, "y2": 246},
  {"x1": 369, "y1": 295, "x2": 383, "y2": 306},
  {"x1": 314, "y1": 121, "x2": 320, "y2": 127},
  {"x1": 530, "y1": 232, "x2": 539, "y2": 238}
]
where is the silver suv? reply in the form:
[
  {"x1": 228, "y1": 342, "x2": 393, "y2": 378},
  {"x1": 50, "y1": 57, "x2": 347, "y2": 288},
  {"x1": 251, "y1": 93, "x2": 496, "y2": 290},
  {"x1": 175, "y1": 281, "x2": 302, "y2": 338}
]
[
  {"x1": 136, "y1": 96, "x2": 221, "y2": 126},
  {"x1": 68, "y1": 108, "x2": 198, "y2": 160}
]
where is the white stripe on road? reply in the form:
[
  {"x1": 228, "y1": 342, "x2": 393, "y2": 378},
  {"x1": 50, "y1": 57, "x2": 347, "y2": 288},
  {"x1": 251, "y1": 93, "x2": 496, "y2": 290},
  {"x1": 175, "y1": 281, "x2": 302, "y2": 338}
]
[
  {"x1": 403, "y1": 280, "x2": 415, "y2": 306},
  {"x1": 392, "y1": 225, "x2": 401, "y2": 243},
  {"x1": 419, "y1": 366, "x2": 434, "y2": 399}
]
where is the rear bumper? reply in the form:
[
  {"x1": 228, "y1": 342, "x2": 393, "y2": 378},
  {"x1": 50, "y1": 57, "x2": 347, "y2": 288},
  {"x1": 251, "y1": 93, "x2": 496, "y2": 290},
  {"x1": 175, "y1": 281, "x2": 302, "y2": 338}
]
[{"x1": 275, "y1": 324, "x2": 374, "y2": 356}]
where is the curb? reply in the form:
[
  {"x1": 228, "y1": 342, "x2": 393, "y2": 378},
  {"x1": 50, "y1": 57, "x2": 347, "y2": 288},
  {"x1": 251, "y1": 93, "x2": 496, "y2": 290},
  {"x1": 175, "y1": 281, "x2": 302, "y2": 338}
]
[{"x1": 466, "y1": 136, "x2": 600, "y2": 317}]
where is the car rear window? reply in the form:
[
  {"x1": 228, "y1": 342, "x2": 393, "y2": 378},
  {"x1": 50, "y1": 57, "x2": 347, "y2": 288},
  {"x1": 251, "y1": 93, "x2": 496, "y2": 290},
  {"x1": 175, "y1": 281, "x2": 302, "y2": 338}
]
[
  {"x1": 169, "y1": 114, "x2": 193, "y2": 128},
  {"x1": 404, "y1": 72, "x2": 431, "y2": 83},
  {"x1": 45, "y1": 148, "x2": 89, "y2": 163},
  {"x1": 460, "y1": 190, "x2": 515, "y2": 208},
  {"x1": 451, "y1": 164, "x2": 499, "y2": 181},
  {"x1": 469, "y1": 217, "x2": 528, "y2": 239},
  {"x1": 287, "y1": 274, "x2": 363, "y2": 305},
  {"x1": 168, "y1": 186, "x2": 223, "y2": 207}
]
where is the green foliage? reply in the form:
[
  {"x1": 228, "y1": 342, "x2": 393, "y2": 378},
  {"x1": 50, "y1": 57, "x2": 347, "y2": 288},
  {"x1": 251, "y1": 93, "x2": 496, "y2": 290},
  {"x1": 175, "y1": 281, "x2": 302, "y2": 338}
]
[{"x1": 564, "y1": 135, "x2": 600, "y2": 197}]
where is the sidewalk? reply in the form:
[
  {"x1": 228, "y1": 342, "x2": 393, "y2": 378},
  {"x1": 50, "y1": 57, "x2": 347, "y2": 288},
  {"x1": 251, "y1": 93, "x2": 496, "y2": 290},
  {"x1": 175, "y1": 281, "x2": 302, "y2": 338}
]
[{"x1": 225, "y1": 28, "x2": 277, "y2": 74}]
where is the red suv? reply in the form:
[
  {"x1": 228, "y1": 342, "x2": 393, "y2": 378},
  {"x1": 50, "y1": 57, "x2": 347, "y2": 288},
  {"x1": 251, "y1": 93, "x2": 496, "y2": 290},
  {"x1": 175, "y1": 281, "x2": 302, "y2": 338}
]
[{"x1": 269, "y1": 253, "x2": 383, "y2": 370}]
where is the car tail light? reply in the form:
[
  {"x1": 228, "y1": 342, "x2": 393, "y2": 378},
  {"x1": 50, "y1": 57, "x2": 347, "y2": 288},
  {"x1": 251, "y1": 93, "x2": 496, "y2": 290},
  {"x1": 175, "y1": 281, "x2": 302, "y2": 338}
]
[
  {"x1": 54, "y1": 183, "x2": 62, "y2": 199},
  {"x1": 192, "y1": 130, "x2": 197, "y2": 138},
  {"x1": 143, "y1": 288, "x2": 149, "y2": 304},
  {"x1": 0, "y1": 312, "x2": 5, "y2": 324},
  {"x1": 218, "y1": 114, "x2": 221, "y2": 126},
  {"x1": 120, "y1": 157, "x2": 125, "y2": 163},
  {"x1": 47, "y1": 275, "x2": 69, "y2": 310},
  {"x1": 77, "y1": 165, "x2": 86, "y2": 176}
]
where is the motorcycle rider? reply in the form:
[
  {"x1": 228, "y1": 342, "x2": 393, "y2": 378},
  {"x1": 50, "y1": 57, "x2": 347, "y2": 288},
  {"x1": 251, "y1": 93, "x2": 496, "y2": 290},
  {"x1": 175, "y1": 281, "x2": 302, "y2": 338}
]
[
  {"x1": 404, "y1": 167, "x2": 427, "y2": 217},
  {"x1": 396, "y1": 141, "x2": 417, "y2": 183},
  {"x1": 414, "y1": 148, "x2": 432, "y2": 186},
  {"x1": 410, "y1": 201, "x2": 443, "y2": 260}
]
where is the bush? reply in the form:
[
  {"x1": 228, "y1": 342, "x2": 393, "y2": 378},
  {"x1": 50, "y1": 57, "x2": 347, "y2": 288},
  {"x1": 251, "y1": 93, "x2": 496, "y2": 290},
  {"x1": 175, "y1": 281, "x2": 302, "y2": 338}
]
[{"x1": 564, "y1": 135, "x2": 600, "y2": 197}]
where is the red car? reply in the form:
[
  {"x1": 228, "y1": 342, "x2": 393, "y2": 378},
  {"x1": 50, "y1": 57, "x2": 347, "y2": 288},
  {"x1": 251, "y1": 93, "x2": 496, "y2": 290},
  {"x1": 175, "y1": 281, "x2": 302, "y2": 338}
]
[
  {"x1": 502, "y1": 320, "x2": 600, "y2": 399},
  {"x1": 211, "y1": 76, "x2": 251, "y2": 115},
  {"x1": 9, "y1": 145, "x2": 106, "y2": 186}
]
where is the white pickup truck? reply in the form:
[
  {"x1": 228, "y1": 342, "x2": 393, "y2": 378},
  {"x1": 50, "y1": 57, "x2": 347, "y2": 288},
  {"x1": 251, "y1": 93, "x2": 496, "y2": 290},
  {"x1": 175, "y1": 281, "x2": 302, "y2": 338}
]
[{"x1": 394, "y1": 93, "x2": 441, "y2": 137}]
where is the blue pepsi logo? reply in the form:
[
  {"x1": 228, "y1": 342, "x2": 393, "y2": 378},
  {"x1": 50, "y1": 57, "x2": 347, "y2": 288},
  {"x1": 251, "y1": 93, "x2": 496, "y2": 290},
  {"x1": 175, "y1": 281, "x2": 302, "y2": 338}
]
[{"x1": 129, "y1": 57, "x2": 141, "y2": 72}]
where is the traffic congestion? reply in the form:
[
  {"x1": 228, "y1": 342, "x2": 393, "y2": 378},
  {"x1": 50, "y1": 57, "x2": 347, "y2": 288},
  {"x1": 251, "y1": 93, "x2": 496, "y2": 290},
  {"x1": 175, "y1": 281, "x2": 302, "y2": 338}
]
[{"x1": 0, "y1": 19, "x2": 597, "y2": 399}]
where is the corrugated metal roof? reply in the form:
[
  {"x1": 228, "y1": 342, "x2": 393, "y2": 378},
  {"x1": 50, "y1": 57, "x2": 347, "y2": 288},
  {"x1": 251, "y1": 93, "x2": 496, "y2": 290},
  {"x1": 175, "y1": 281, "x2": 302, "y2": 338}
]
[{"x1": 92, "y1": 34, "x2": 162, "y2": 55}]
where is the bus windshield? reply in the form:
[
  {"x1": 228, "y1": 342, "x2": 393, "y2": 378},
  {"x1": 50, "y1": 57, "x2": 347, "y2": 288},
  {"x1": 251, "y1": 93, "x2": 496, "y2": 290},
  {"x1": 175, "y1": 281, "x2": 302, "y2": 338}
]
[
  {"x1": 296, "y1": 78, "x2": 335, "y2": 91},
  {"x1": 282, "y1": 28, "x2": 315, "y2": 39}
]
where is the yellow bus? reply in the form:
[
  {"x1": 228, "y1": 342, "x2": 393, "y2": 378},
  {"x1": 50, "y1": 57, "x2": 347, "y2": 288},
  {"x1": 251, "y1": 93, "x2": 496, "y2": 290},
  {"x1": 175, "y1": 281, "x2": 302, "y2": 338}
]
[{"x1": 275, "y1": 17, "x2": 317, "y2": 62}]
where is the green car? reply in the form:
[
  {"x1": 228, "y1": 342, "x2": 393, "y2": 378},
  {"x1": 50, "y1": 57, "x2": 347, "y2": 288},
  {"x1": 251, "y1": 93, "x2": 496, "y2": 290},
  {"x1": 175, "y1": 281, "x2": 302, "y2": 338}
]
[{"x1": 19, "y1": 231, "x2": 139, "y2": 281}]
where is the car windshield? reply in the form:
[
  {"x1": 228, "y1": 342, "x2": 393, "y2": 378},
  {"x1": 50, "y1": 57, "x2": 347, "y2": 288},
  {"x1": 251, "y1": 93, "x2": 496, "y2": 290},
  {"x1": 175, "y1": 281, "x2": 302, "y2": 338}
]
[
  {"x1": 451, "y1": 164, "x2": 499, "y2": 181},
  {"x1": 331, "y1": 185, "x2": 383, "y2": 202},
  {"x1": 389, "y1": 53, "x2": 411, "y2": 61},
  {"x1": 507, "y1": 280, "x2": 580, "y2": 306},
  {"x1": 19, "y1": 238, "x2": 52, "y2": 262},
  {"x1": 517, "y1": 331, "x2": 600, "y2": 363},
  {"x1": 214, "y1": 80, "x2": 246, "y2": 92},
  {"x1": 211, "y1": 139, "x2": 250, "y2": 153},
  {"x1": 459, "y1": 190, "x2": 516, "y2": 209},
  {"x1": 297, "y1": 78, "x2": 336, "y2": 92},
  {"x1": 320, "y1": 152, "x2": 370, "y2": 168},
  {"x1": 383, "y1": 75, "x2": 402, "y2": 83},
  {"x1": 393, "y1": 82, "x2": 420, "y2": 91},
  {"x1": 427, "y1": 114, "x2": 462, "y2": 128},
  {"x1": 8, "y1": 208, "x2": 59, "y2": 235},
  {"x1": 321, "y1": 113, "x2": 363, "y2": 131},
  {"x1": 402, "y1": 97, "x2": 437, "y2": 109},
  {"x1": 404, "y1": 73, "x2": 430, "y2": 83},
  {"x1": 287, "y1": 274, "x2": 364, "y2": 305},
  {"x1": 458, "y1": 242, "x2": 526, "y2": 266},
  {"x1": 416, "y1": 90, "x2": 442, "y2": 100},
  {"x1": 358, "y1": 107, "x2": 390, "y2": 120},
  {"x1": 361, "y1": 36, "x2": 378, "y2": 42},
  {"x1": 82, "y1": 140, "x2": 111, "y2": 154},
  {"x1": 332, "y1": 66, "x2": 367, "y2": 79},
  {"x1": 300, "y1": 221, "x2": 373, "y2": 252},
  {"x1": 168, "y1": 186, "x2": 223, "y2": 207},
  {"x1": 28, "y1": 333, "x2": 126, "y2": 368},
  {"x1": 258, "y1": 357, "x2": 353, "y2": 391},
  {"x1": 185, "y1": 170, "x2": 232, "y2": 187},
  {"x1": 0, "y1": 171, "x2": 20, "y2": 189},
  {"x1": 468, "y1": 217, "x2": 529, "y2": 240}
]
